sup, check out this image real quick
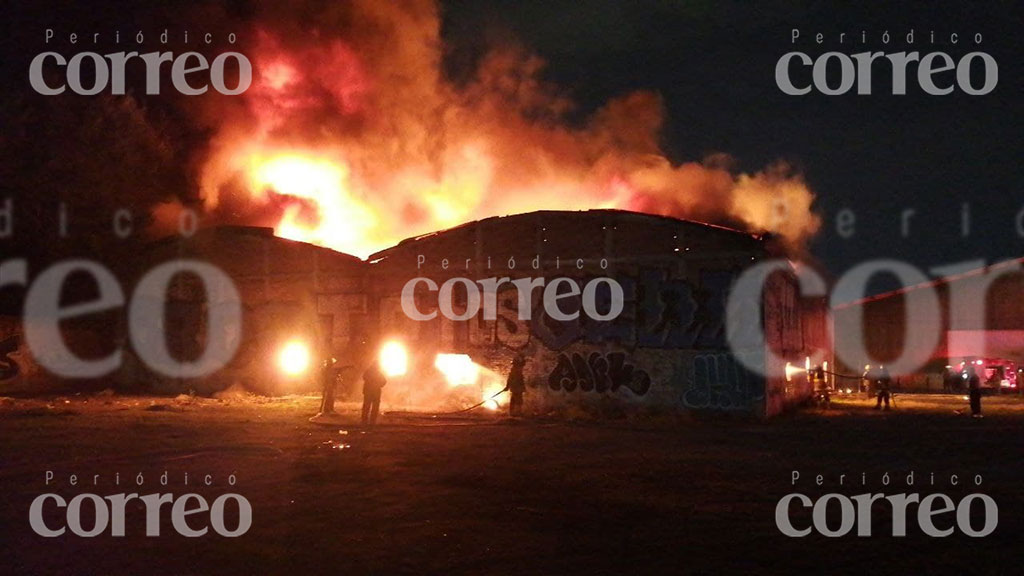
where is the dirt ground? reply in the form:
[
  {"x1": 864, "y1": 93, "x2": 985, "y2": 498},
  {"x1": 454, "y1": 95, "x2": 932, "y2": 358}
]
[{"x1": 1, "y1": 392, "x2": 1022, "y2": 575}]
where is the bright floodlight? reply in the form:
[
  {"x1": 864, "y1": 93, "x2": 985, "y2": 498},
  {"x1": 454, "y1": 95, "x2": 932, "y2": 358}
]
[
  {"x1": 279, "y1": 341, "x2": 311, "y2": 376},
  {"x1": 380, "y1": 341, "x2": 409, "y2": 377}
]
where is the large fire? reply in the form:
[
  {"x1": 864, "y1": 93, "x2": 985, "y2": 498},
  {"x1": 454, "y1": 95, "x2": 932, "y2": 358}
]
[
  {"x1": 379, "y1": 341, "x2": 409, "y2": 378},
  {"x1": 435, "y1": 354, "x2": 504, "y2": 411},
  {"x1": 246, "y1": 152, "x2": 382, "y2": 257},
  {"x1": 277, "y1": 340, "x2": 311, "y2": 377},
  {"x1": 191, "y1": 0, "x2": 821, "y2": 258}
]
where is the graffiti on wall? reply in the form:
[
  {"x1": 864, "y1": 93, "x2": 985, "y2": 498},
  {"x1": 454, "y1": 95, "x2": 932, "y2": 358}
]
[
  {"x1": 677, "y1": 352, "x2": 764, "y2": 410},
  {"x1": 0, "y1": 334, "x2": 21, "y2": 381},
  {"x1": 636, "y1": 269, "x2": 733, "y2": 349},
  {"x1": 453, "y1": 267, "x2": 757, "y2": 403},
  {"x1": 484, "y1": 289, "x2": 534, "y2": 351},
  {"x1": 545, "y1": 351, "x2": 651, "y2": 396},
  {"x1": 482, "y1": 268, "x2": 739, "y2": 352}
]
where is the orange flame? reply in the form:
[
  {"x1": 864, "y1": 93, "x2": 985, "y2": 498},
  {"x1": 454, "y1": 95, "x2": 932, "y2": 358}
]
[
  {"x1": 195, "y1": 1, "x2": 821, "y2": 258},
  {"x1": 435, "y1": 354, "x2": 504, "y2": 410},
  {"x1": 245, "y1": 152, "x2": 382, "y2": 256}
]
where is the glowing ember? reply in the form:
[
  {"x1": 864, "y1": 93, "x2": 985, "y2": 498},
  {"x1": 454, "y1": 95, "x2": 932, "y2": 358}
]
[
  {"x1": 379, "y1": 341, "x2": 409, "y2": 377},
  {"x1": 278, "y1": 341, "x2": 311, "y2": 376}
]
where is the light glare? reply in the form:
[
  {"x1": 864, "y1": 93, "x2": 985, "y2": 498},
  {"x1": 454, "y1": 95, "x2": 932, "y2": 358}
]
[
  {"x1": 380, "y1": 341, "x2": 409, "y2": 377},
  {"x1": 279, "y1": 341, "x2": 311, "y2": 376}
]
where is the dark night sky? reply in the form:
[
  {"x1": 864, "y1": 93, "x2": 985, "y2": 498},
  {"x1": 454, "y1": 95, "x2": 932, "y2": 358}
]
[
  {"x1": 441, "y1": 1, "x2": 1023, "y2": 279},
  {"x1": 1, "y1": 0, "x2": 1021, "y2": 283}
]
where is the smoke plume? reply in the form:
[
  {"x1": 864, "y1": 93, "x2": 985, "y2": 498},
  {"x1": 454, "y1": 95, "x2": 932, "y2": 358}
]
[{"x1": 189, "y1": 0, "x2": 821, "y2": 257}]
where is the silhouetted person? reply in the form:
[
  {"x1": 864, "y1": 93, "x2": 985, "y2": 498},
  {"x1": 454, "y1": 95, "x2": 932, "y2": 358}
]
[
  {"x1": 362, "y1": 363, "x2": 386, "y2": 425},
  {"x1": 811, "y1": 366, "x2": 829, "y2": 407},
  {"x1": 504, "y1": 355, "x2": 526, "y2": 417},
  {"x1": 812, "y1": 366, "x2": 827, "y2": 391},
  {"x1": 967, "y1": 365, "x2": 983, "y2": 418},
  {"x1": 318, "y1": 357, "x2": 339, "y2": 415},
  {"x1": 874, "y1": 366, "x2": 892, "y2": 410}
]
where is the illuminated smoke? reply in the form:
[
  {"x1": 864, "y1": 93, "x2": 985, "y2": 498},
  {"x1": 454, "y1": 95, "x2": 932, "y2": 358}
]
[{"x1": 193, "y1": 0, "x2": 821, "y2": 257}]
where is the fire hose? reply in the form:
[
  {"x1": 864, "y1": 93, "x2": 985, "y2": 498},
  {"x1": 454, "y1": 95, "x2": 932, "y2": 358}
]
[
  {"x1": 445, "y1": 387, "x2": 509, "y2": 414},
  {"x1": 385, "y1": 387, "x2": 509, "y2": 417},
  {"x1": 821, "y1": 369, "x2": 864, "y2": 380},
  {"x1": 817, "y1": 368, "x2": 896, "y2": 406}
]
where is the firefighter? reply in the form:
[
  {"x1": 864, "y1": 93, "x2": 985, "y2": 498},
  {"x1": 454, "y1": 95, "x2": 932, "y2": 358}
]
[
  {"x1": 942, "y1": 366, "x2": 956, "y2": 393},
  {"x1": 318, "y1": 356, "x2": 338, "y2": 415},
  {"x1": 874, "y1": 366, "x2": 892, "y2": 410},
  {"x1": 812, "y1": 365, "x2": 829, "y2": 402},
  {"x1": 812, "y1": 366, "x2": 827, "y2": 391},
  {"x1": 504, "y1": 355, "x2": 526, "y2": 417},
  {"x1": 362, "y1": 362, "x2": 387, "y2": 426},
  {"x1": 967, "y1": 365, "x2": 983, "y2": 418}
]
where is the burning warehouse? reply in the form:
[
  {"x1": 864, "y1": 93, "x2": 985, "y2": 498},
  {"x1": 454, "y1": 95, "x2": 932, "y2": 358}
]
[
  {"x1": 4, "y1": 1, "x2": 1023, "y2": 573},
  {"x1": 125, "y1": 225, "x2": 370, "y2": 396},
  {"x1": 92, "y1": 209, "x2": 831, "y2": 418},
  {"x1": 368, "y1": 209, "x2": 831, "y2": 417},
  {"x1": 0, "y1": 0, "x2": 832, "y2": 418}
]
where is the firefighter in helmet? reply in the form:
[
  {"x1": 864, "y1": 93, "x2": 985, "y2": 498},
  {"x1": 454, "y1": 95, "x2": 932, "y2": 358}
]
[{"x1": 504, "y1": 355, "x2": 527, "y2": 417}]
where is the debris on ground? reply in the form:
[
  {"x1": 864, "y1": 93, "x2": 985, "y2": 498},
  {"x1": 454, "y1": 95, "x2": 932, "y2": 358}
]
[
  {"x1": 213, "y1": 382, "x2": 249, "y2": 401},
  {"x1": 318, "y1": 439, "x2": 352, "y2": 450}
]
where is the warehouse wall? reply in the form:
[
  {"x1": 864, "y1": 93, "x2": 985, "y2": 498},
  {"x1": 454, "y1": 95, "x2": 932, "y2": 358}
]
[
  {"x1": 0, "y1": 314, "x2": 110, "y2": 393},
  {"x1": 130, "y1": 227, "x2": 369, "y2": 394},
  {"x1": 370, "y1": 210, "x2": 822, "y2": 416},
  {"x1": 763, "y1": 273, "x2": 832, "y2": 416},
  {"x1": 5, "y1": 213, "x2": 831, "y2": 414}
]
